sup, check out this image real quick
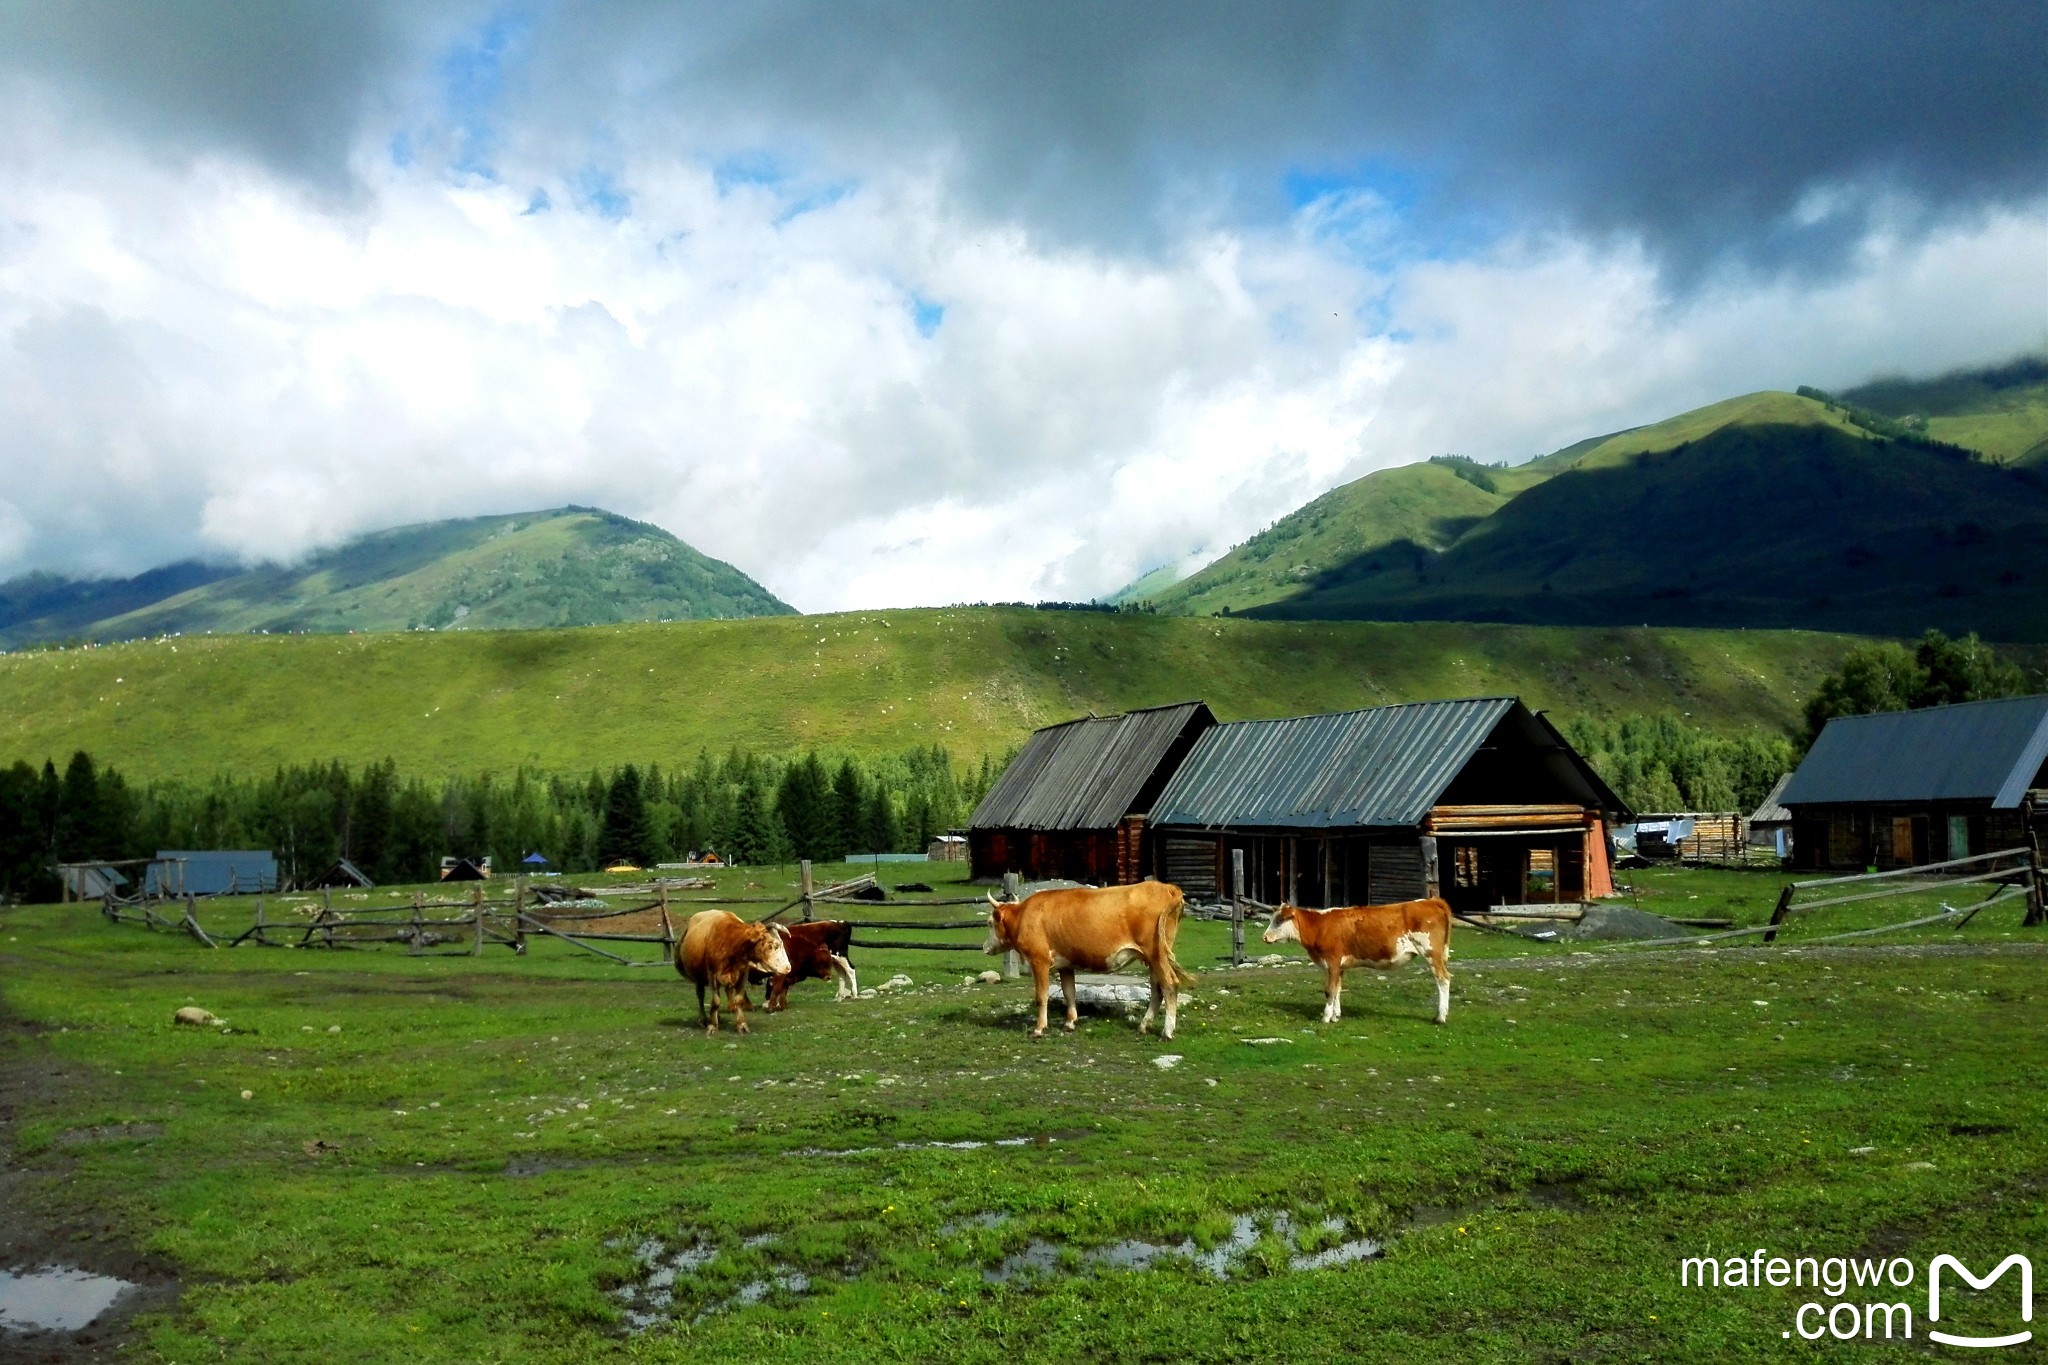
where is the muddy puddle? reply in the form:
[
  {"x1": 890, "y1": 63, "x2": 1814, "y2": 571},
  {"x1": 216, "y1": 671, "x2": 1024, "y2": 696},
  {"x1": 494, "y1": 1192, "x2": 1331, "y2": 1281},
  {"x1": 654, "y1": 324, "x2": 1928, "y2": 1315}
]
[
  {"x1": 794, "y1": 1130, "x2": 1087, "y2": 1158},
  {"x1": 0, "y1": 1265, "x2": 136, "y2": 1332},
  {"x1": 984, "y1": 1210, "x2": 1380, "y2": 1284},
  {"x1": 607, "y1": 1231, "x2": 844, "y2": 1332}
]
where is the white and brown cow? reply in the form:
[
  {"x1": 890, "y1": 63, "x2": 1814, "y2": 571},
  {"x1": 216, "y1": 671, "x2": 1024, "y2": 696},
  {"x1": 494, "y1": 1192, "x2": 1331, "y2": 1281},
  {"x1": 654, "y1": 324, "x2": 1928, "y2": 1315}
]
[
  {"x1": 1262, "y1": 898, "x2": 1452, "y2": 1025},
  {"x1": 983, "y1": 882, "x2": 1193, "y2": 1039},
  {"x1": 675, "y1": 910, "x2": 791, "y2": 1035}
]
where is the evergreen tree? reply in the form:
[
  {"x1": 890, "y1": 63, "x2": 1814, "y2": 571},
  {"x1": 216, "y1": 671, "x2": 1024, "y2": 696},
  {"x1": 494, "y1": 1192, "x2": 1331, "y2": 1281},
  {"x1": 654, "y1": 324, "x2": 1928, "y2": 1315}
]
[
  {"x1": 775, "y1": 753, "x2": 835, "y2": 860},
  {"x1": 600, "y1": 765, "x2": 653, "y2": 864},
  {"x1": 730, "y1": 777, "x2": 778, "y2": 865},
  {"x1": 54, "y1": 750, "x2": 102, "y2": 861},
  {"x1": 861, "y1": 781, "x2": 900, "y2": 854},
  {"x1": 830, "y1": 759, "x2": 864, "y2": 856}
]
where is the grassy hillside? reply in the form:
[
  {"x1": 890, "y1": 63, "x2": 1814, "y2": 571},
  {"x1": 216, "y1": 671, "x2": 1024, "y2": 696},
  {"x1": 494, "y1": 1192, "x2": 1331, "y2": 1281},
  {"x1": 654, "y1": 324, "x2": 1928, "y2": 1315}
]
[
  {"x1": 1839, "y1": 354, "x2": 2048, "y2": 464},
  {"x1": 0, "y1": 508, "x2": 792, "y2": 647},
  {"x1": 1130, "y1": 391, "x2": 1871, "y2": 616},
  {"x1": 1255, "y1": 423, "x2": 2048, "y2": 639},
  {"x1": 1136, "y1": 462, "x2": 1508, "y2": 615},
  {"x1": 0, "y1": 610, "x2": 1889, "y2": 779}
]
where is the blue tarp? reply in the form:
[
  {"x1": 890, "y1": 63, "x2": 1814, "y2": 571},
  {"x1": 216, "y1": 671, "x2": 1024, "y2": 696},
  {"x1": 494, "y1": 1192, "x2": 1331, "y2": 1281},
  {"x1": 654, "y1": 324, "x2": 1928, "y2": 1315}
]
[{"x1": 145, "y1": 850, "x2": 279, "y2": 896}]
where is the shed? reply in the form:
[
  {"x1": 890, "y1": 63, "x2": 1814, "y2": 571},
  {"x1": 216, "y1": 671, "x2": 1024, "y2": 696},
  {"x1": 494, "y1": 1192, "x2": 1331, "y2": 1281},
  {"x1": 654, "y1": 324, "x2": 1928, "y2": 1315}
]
[
  {"x1": 968, "y1": 701, "x2": 1216, "y2": 883},
  {"x1": 144, "y1": 851, "x2": 280, "y2": 897},
  {"x1": 1147, "y1": 696, "x2": 1628, "y2": 913},
  {"x1": 439, "y1": 857, "x2": 491, "y2": 882},
  {"x1": 308, "y1": 858, "x2": 374, "y2": 890},
  {"x1": 1779, "y1": 694, "x2": 2048, "y2": 871},
  {"x1": 1747, "y1": 773, "x2": 1795, "y2": 857},
  {"x1": 58, "y1": 863, "x2": 130, "y2": 899}
]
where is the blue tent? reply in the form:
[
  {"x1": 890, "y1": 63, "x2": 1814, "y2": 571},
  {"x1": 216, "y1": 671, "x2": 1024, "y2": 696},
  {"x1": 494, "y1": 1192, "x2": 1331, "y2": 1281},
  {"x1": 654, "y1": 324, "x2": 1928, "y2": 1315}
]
[{"x1": 522, "y1": 852, "x2": 550, "y2": 866}]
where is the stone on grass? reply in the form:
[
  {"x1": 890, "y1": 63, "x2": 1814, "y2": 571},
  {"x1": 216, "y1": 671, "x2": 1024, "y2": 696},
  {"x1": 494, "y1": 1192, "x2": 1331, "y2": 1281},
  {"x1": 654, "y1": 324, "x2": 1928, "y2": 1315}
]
[
  {"x1": 977, "y1": 971, "x2": 1003, "y2": 985},
  {"x1": 1152, "y1": 1055, "x2": 1182, "y2": 1070},
  {"x1": 173, "y1": 1006, "x2": 220, "y2": 1027}
]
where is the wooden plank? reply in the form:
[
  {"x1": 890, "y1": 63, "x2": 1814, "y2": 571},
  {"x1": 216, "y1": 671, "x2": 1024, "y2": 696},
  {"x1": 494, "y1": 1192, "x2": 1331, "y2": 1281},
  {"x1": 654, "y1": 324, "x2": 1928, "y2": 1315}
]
[{"x1": 1789, "y1": 847, "x2": 2028, "y2": 890}]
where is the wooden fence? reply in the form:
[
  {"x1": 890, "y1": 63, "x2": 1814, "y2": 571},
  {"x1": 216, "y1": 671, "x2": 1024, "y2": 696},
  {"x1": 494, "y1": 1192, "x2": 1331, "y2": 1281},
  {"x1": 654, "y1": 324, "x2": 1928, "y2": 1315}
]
[{"x1": 95, "y1": 859, "x2": 1008, "y2": 971}]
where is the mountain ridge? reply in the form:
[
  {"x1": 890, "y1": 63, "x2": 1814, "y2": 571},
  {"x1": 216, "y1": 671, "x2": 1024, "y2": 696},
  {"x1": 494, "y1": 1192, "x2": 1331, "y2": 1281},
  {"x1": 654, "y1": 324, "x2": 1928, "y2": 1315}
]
[{"x1": 0, "y1": 507, "x2": 793, "y2": 647}]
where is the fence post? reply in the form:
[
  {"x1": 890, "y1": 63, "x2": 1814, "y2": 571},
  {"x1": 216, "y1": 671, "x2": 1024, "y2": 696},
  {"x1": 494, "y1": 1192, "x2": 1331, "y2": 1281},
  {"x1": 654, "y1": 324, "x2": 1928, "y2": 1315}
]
[
  {"x1": 800, "y1": 860, "x2": 814, "y2": 923},
  {"x1": 1761, "y1": 883, "x2": 1797, "y2": 944},
  {"x1": 1002, "y1": 871, "x2": 1022, "y2": 979},
  {"x1": 409, "y1": 892, "x2": 423, "y2": 955},
  {"x1": 472, "y1": 883, "x2": 486, "y2": 956},
  {"x1": 253, "y1": 896, "x2": 266, "y2": 947},
  {"x1": 1231, "y1": 848, "x2": 1246, "y2": 966},
  {"x1": 513, "y1": 876, "x2": 528, "y2": 956},
  {"x1": 2023, "y1": 796, "x2": 2045, "y2": 928},
  {"x1": 658, "y1": 882, "x2": 676, "y2": 958}
]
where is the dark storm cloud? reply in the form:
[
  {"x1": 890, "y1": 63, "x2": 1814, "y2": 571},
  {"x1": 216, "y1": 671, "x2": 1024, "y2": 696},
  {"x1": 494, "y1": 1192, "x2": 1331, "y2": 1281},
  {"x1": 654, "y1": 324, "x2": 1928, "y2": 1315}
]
[
  {"x1": 511, "y1": 0, "x2": 2048, "y2": 268},
  {"x1": 0, "y1": 0, "x2": 435, "y2": 185},
  {"x1": 2, "y1": 1, "x2": 2041, "y2": 262}
]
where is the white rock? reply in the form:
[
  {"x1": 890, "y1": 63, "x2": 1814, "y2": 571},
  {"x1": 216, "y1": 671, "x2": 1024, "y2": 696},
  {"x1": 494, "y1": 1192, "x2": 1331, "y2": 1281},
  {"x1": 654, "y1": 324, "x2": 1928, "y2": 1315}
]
[
  {"x1": 327, "y1": 1025, "x2": 341, "y2": 1034},
  {"x1": 239, "y1": 1089, "x2": 253, "y2": 1100},
  {"x1": 1240, "y1": 1036, "x2": 1293, "y2": 1046},
  {"x1": 1257, "y1": 954, "x2": 1286, "y2": 966},
  {"x1": 1849, "y1": 1146, "x2": 1876, "y2": 1155},
  {"x1": 977, "y1": 970, "x2": 1003, "y2": 985},
  {"x1": 1152, "y1": 1054, "x2": 1182, "y2": 1070},
  {"x1": 173, "y1": 1006, "x2": 218, "y2": 1026}
]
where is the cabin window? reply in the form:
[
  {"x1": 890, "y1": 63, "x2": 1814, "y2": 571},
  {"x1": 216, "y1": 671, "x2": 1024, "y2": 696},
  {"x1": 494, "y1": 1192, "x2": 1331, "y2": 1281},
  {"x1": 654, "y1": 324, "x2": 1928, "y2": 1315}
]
[
  {"x1": 1453, "y1": 844, "x2": 1480, "y2": 889},
  {"x1": 1527, "y1": 848, "x2": 1557, "y2": 900}
]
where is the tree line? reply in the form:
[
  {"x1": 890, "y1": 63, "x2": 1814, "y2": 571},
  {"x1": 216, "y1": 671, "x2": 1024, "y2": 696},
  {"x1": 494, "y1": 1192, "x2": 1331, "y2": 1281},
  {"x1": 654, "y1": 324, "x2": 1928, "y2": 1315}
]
[{"x1": 0, "y1": 744, "x2": 1001, "y2": 903}]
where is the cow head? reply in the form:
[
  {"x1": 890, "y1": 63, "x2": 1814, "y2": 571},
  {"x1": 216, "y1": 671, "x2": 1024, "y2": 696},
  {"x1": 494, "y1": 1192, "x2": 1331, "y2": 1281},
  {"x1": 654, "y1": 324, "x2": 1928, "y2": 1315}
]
[
  {"x1": 751, "y1": 922, "x2": 793, "y2": 977},
  {"x1": 983, "y1": 891, "x2": 1021, "y2": 955},
  {"x1": 1262, "y1": 903, "x2": 1303, "y2": 945}
]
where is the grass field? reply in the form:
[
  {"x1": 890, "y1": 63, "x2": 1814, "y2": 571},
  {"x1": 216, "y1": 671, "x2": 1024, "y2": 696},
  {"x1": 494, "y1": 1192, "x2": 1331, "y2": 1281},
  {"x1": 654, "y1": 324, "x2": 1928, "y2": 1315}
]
[
  {"x1": 0, "y1": 610, "x2": 1876, "y2": 779},
  {"x1": 4, "y1": 859, "x2": 2044, "y2": 1361}
]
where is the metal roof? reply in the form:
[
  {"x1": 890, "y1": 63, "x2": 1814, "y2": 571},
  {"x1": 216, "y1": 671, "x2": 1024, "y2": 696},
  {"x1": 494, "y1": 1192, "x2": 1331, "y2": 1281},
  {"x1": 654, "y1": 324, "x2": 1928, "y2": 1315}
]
[
  {"x1": 1780, "y1": 694, "x2": 2048, "y2": 809},
  {"x1": 1748, "y1": 772, "x2": 1794, "y2": 825},
  {"x1": 969, "y1": 701, "x2": 1215, "y2": 832},
  {"x1": 1150, "y1": 696, "x2": 1547, "y2": 831}
]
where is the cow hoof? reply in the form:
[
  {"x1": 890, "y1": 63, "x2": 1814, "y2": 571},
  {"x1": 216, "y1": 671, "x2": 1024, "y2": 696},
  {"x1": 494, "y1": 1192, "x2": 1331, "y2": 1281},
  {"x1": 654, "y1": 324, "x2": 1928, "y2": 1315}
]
[
  {"x1": 1063, "y1": 1020, "x2": 1077, "y2": 1032},
  {"x1": 1029, "y1": 1028, "x2": 1046, "y2": 1039},
  {"x1": 703, "y1": 1026, "x2": 718, "y2": 1037}
]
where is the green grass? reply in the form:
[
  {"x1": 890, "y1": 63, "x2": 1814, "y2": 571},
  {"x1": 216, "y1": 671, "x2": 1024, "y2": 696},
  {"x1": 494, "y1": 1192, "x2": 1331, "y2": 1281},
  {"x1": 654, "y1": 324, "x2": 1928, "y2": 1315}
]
[
  {"x1": 4, "y1": 858, "x2": 2044, "y2": 1361},
  {"x1": 0, "y1": 610, "x2": 1880, "y2": 778}
]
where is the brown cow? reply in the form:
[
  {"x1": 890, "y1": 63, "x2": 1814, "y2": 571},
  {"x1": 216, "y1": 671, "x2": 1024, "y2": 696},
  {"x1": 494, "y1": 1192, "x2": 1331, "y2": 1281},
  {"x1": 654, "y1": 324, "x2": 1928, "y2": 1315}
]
[
  {"x1": 750, "y1": 919, "x2": 858, "y2": 1011},
  {"x1": 1262, "y1": 898, "x2": 1452, "y2": 1024},
  {"x1": 983, "y1": 882, "x2": 1193, "y2": 1039},
  {"x1": 675, "y1": 910, "x2": 791, "y2": 1035}
]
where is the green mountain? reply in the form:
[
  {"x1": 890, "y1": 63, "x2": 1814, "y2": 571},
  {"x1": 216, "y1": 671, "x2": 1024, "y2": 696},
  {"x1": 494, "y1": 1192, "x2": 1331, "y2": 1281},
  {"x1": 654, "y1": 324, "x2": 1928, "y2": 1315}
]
[
  {"x1": 1836, "y1": 354, "x2": 2048, "y2": 465},
  {"x1": 0, "y1": 508, "x2": 793, "y2": 646},
  {"x1": 1127, "y1": 364, "x2": 2048, "y2": 640},
  {"x1": 0, "y1": 610, "x2": 1928, "y2": 780}
]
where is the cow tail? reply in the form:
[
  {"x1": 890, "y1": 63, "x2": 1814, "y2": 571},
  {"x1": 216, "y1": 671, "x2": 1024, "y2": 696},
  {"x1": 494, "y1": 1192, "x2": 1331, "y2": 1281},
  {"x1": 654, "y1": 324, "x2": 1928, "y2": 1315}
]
[{"x1": 1155, "y1": 888, "x2": 1196, "y2": 988}]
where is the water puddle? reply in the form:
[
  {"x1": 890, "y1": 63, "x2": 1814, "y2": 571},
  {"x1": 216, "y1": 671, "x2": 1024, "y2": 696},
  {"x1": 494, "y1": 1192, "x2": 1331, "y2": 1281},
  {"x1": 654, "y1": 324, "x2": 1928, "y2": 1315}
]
[
  {"x1": 0, "y1": 1266, "x2": 136, "y2": 1332},
  {"x1": 983, "y1": 1210, "x2": 1382, "y2": 1284},
  {"x1": 607, "y1": 1231, "x2": 845, "y2": 1332},
  {"x1": 795, "y1": 1132, "x2": 1083, "y2": 1158}
]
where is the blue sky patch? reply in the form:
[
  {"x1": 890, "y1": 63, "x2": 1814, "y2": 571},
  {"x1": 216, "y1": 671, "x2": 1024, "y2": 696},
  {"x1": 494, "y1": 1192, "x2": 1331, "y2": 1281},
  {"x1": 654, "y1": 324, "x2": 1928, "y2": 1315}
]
[{"x1": 910, "y1": 296, "x2": 945, "y2": 338}]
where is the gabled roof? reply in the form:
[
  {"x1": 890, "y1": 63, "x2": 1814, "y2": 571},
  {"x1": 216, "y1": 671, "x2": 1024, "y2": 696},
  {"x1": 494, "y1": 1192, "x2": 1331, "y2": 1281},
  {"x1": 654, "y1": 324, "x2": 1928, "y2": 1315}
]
[
  {"x1": 969, "y1": 701, "x2": 1215, "y2": 832},
  {"x1": 1780, "y1": 694, "x2": 2048, "y2": 809},
  {"x1": 1748, "y1": 772, "x2": 1794, "y2": 825},
  {"x1": 1150, "y1": 696, "x2": 1623, "y2": 831}
]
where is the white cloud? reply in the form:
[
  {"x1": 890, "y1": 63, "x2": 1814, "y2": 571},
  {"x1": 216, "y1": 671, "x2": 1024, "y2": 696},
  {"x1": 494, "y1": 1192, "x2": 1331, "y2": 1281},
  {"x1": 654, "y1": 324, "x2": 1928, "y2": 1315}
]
[{"x1": 0, "y1": 80, "x2": 2041, "y2": 608}]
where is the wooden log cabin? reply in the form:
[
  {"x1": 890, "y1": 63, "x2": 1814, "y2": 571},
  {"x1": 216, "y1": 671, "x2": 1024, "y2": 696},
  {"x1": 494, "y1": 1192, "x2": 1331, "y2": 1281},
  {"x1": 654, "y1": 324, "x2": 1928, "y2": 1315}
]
[
  {"x1": 1780, "y1": 694, "x2": 2048, "y2": 871},
  {"x1": 1145, "y1": 697, "x2": 1629, "y2": 915},
  {"x1": 966, "y1": 702, "x2": 1216, "y2": 884}
]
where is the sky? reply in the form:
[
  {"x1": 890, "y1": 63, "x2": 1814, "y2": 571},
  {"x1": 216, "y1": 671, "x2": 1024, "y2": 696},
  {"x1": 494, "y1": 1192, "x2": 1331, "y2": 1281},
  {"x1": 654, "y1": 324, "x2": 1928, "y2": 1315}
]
[{"x1": 0, "y1": 2, "x2": 2042, "y2": 610}]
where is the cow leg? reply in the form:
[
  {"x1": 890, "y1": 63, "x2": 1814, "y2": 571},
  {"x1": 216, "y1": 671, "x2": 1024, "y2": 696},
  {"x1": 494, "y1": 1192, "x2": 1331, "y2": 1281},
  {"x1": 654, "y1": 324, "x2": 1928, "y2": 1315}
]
[
  {"x1": 1029, "y1": 957, "x2": 1052, "y2": 1038},
  {"x1": 1430, "y1": 935, "x2": 1451, "y2": 1025},
  {"x1": 829, "y1": 953, "x2": 858, "y2": 1001},
  {"x1": 1324, "y1": 959, "x2": 1343, "y2": 1024},
  {"x1": 1139, "y1": 970, "x2": 1159, "y2": 1036},
  {"x1": 1058, "y1": 967, "x2": 1079, "y2": 1031},
  {"x1": 699, "y1": 981, "x2": 719, "y2": 1035},
  {"x1": 1157, "y1": 962, "x2": 1179, "y2": 1041},
  {"x1": 729, "y1": 980, "x2": 751, "y2": 1035}
]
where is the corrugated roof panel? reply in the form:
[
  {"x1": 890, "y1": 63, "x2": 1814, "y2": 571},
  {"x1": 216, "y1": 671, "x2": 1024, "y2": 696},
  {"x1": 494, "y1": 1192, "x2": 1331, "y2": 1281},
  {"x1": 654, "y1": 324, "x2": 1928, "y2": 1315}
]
[
  {"x1": 1747, "y1": 771, "x2": 1794, "y2": 824},
  {"x1": 1149, "y1": 697, "x2": 1518, "y2": 830},
  {"x1": 1780, "y1": 694, "x2": 2048, "y2": 809},
  {"x1": 968, "y1": 702, "x2": 1213, "y2": 832}
]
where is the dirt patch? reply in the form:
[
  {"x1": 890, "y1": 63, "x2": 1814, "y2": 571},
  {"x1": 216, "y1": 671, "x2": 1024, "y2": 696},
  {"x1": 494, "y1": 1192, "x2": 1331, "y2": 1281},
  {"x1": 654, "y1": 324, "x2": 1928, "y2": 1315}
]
[{"x1": 0, "y1": 1004, "x2": 182, "y2": 1362}]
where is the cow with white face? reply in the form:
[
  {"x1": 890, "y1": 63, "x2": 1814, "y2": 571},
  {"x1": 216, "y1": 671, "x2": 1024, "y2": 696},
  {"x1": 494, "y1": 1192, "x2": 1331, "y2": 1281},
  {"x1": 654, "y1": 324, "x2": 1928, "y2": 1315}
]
[{"x1": 1263, "y1": 897, "x2": 1452, "y2": 1024}]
